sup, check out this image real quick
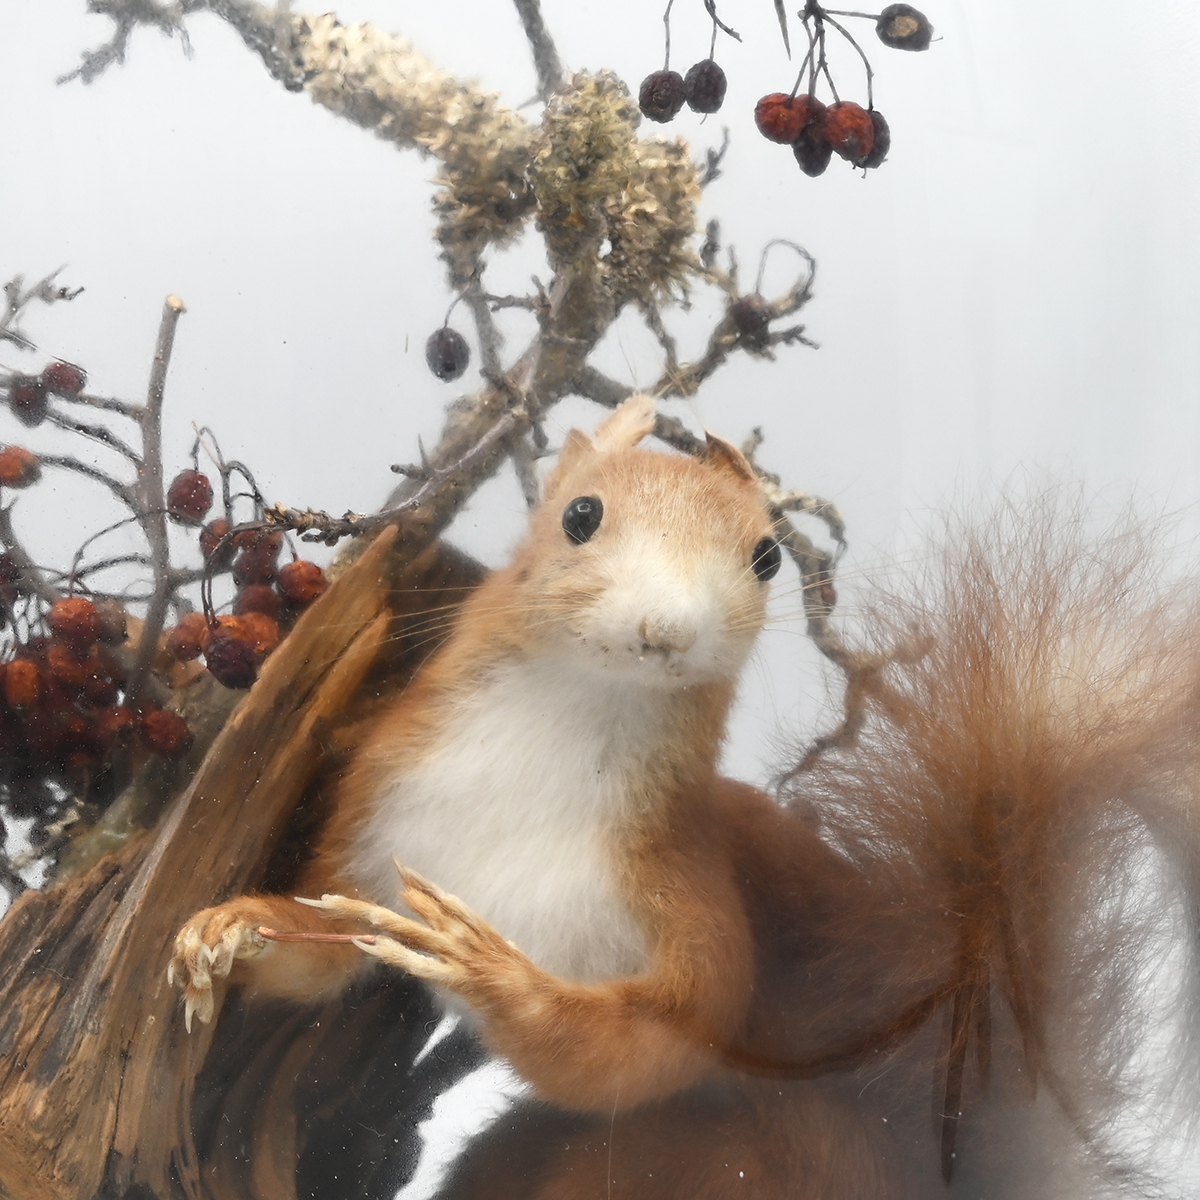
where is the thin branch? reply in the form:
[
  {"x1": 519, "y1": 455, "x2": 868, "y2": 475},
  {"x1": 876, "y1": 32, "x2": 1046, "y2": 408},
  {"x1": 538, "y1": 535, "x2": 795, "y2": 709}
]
[
  {"x1": 697, "y1": 129, "x2": 732, "y2": 188},
  {"x1": 126, "y1": 295, "x2": 185, "y2": 709},
  {"x1": 261, "y1": 408, "x2": 529, "y2": 546},
  {"x1": 510, "y1": 0, "x2": 565, "y2": 102},
  {"x1": 42, "y1": 410, "x2": 141, "y2": 464},
  {"x1": 38, "y1": 455, "x2": 136, "y2": 507},
  {"x1": 55, "y1": 390, "x2": 143, "y2": 420},
  {"x1": 0, "y1": 506, "x2": 61, "y2": 605}
]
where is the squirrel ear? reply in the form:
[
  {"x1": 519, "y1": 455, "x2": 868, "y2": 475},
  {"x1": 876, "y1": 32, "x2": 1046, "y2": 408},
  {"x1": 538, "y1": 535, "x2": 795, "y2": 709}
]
[
  {"x1": 704, "y1": 432, "x2": 757, "y2": 483},
  {"x1": 545, "y1": 428, "x2": 596, "y2": 493},
  {"x1": 593, "y1": 394, "x2": 657, "y2": 454}
]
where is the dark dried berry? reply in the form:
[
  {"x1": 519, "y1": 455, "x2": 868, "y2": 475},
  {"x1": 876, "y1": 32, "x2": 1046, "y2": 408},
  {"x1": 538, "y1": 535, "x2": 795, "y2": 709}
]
[
  {"x1": 199, "y1": 518, "x2": 235, "y2": 568},
  {"x1": 205, "y1": 636, "x2": 259, "y2": 689},
  {"x1": 82, "y1": 671, "x2": 119, "y2": 708},
  {"x1": 48, "y1": 597, "x2": 102, "y2": 651},
  {"x1": 730, "y1": 295, "x2": 772, "y2": 350},
  {"x1": 233, "y1": 547, "x2": 279, "y2": 587},
  {"x1": 9, "y1": 378, "x2": 47, "y2": 427},
  {"x1": 821, "y1": 101, "x2": 875, "y2": 162},
  {"x1": 793, "y1": 123, "x2": 834, "y2": 177},
  {"x1": 138, "y1": 707, "x2": 192, "y2": 758},
  {"x1": 0, "y1": 446, "x2": 41, "y2": 488},
  {"x1": 876, "y1": 4, "x2": 933, "y2": 51},
  {"x1": 755, "y1": 93, "x2": 824, "y2": 144},
  {"x1": 41, "y1": 361, "x2": 87, "y2": 395},
  {"x1": 277, "y1": 559, "x2": 328, "y2": 605},
  {"x1": 639, "y1": 70, "x2": 687, "y2": 123},
  {"x1": 167, "y1": 469, "x2": 214, "y2": 525},
  {"x1": 234, "y1": 583, "x2": 280, "y2": 620},
  {"x1": 425, "y1": 327, "x2": 470, "y2": 382},
  {"x1": 165, "y1": 612, "x2": 209, "y2": 662},
  {"x1": 861, "y1": 110, "x2": 891, "y2": 168},
  {"x1": 683, "y1": 59, "x2": 727, "y2": 114}
]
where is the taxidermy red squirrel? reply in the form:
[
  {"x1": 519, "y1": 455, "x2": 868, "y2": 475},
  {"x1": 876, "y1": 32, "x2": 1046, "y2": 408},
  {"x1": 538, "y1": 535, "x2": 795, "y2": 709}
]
[{"x1": 171, "y1": 396, "x2": 1200, "y2": 1198}]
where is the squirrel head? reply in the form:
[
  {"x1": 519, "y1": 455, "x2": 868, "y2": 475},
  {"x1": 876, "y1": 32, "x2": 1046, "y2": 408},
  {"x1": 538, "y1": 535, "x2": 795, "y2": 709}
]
[{"x1": 503, "y1": 396, "x2": 781, "y2": 688}]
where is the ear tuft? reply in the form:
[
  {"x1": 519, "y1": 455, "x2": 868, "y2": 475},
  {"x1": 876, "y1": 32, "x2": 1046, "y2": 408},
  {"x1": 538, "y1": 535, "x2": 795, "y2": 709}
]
[
  {"x1": 704, "y1": 432, "x2": 757, "y2": 483},
  {"x1": 593, "y1": 394, "x2": 657, "y2": 454}
]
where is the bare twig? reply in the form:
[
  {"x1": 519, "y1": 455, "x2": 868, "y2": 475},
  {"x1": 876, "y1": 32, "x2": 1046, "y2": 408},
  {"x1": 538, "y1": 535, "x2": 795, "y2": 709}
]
[
  {"x1": 510, "y1": 0, "x2": 565, "y2": 101},
  {"x1": 126, "y1": 295, "x2": 185, "y2": 709},
  {"x1": 697, "y1": 129, "x2": 732, "y2": 187},
  {"x1": 38, "y1": 455, "x2": 136, "y2": 507},
  {"x1": 42, "y1": 410, "x2": 141, "y2": 464},
  {"x1": 0, "y1": 270, "x2": 83, "y2": 349},
  {"x1": 263, "y1": 407, "x2": 528, "y2": 546},
  {"x1": 0, "y1": 506, "x2": 60, "y2": 605}
]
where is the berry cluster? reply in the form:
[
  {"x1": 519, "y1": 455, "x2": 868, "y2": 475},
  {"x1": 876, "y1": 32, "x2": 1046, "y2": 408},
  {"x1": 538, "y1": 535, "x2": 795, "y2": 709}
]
[
  {"x1": 639, "y1": 57, "x2": 728, "y2": 123},
  {"x1": 755, "y1": 93, "x2": 887, "y2": 176},
  {"x1": 8, "y1": 359, "x2": 86, "y2": 427},
  {"x1": 635, "y1": 2, "x2": 933, "y2": 179},
  {"x1": 160, "y1": 468, "x2": 329, "y2": 690},
  {"x1": 0, "y1": 589, "x2": 186, "y2": 794}
]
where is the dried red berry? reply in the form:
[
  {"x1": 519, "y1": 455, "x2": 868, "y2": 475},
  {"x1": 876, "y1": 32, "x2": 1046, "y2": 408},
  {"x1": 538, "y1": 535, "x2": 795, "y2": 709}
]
[
  {"x1": 0, "y1": 447, "x2": 41, "y2": 488},
  {"x1": 683, "y1": 60, "x2": 727, "y2": 114},
  {"x1": 860, "y1": 110, "x2": 891, "y2": 169},
  {"x1": 165, "y1": 612, "x2": 209, "y2": 662},
  {"x1": 277, "y1": 559, "x2": 328, "y2": 605},
  {"x1": 46, "y1": 642, "x2": 90, "y2": 692},
  {"x1": 754, "y1": 93, "x2": 824, "y2": 144},
  {"x1": 205, "y1": 636, "x2": 259, "y2": 689},
  {"x1": 793, "y1": 123, "x2": 834, "y2": 177},
  {"x1": 239, "y1": 612, "x2": 281, "y2": 657},
  {"x1": 234, "y1": 583, "x2": 280, "y2": 620},
  {"x1": 821, "y1": 102, "x2": 875, "y2": 162},
  {"x1": 167, "y1": 469, "x2": 214, "y2": 525},
  {"x1": 876, "y1": 4, "x2": 933, "y2": 51},
  {"x1": 233, "y1": 546, "x2": 280, "y2": 587},
  {"x1": 425, "y1": 327, "x2": 470, "y2": 382},
  {"x1": 47, "y1": 597, "x2": 102, "y2": 651},
  {"x1": 92, "y1": 704, "x2": 135, "y2": 748},
  {"x1": 41, "y1": 361, "x2": 87, "y2": 395},
  {"x1": 9, "y1": 378, "x2": 47, "y2": 427},
  {"x1": 199, "y1": 518, "x2": 235, "y2": 568},
  {"x1": 639, "y1": 70, "x2": 687, "y2": 123},
  {"x1": 5, "y1": 659, "x2": 40, "y2": 709},
  {"x1": 730, "y1": 295, "x2": 772, "y2": 350},
  {"x1": 138, "y1": 708, "x2": 193, "y2": 758}
]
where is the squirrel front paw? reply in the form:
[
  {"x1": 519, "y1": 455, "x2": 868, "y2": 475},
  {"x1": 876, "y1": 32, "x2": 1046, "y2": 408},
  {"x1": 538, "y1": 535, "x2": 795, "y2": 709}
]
[
  {"x1": 168, "y1": 901, "x2": 269, "y2": 1032},
  {"x1": 298, "y1": 862, "x2": 532, "y2": 999}
]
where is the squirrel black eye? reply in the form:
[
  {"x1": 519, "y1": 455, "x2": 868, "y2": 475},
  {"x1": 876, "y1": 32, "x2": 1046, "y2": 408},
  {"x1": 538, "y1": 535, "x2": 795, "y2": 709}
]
[
  {"x1": 751, "y1": 537, "x2": 781, "y2": 582},
  {"x1": 563, "y1": 496, "x2": 603, "y2": 545}
]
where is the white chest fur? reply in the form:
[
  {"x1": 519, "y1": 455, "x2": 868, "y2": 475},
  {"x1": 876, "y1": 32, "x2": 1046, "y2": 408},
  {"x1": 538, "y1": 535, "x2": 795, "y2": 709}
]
[{"x1": 346, "y1": 655, "x2": 670, "y2": 983}]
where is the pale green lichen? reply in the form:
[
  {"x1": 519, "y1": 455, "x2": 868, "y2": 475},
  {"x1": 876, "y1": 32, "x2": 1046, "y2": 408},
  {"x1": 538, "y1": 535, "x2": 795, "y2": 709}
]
[
  {"x1": 529, "y1": 71, "x2": 702, "y2": 306},
  {"x1": 293, "y1": 14, "x2": 537, "y2": 282}
]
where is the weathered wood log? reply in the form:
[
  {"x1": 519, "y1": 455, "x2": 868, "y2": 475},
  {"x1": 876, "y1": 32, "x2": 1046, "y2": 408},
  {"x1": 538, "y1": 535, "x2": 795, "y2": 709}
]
[{"x1": 0, "y1": 527, "x2": 486, "y2": 1200}]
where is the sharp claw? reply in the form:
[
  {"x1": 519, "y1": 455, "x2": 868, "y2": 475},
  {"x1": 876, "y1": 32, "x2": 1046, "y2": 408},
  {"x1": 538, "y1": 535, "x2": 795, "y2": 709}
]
[
  {"x1": 166, "y1": 962, "x2": 176, "y2": 987},
  {"x1": 184, "y1": 997, "x2": 194, "y2": 1035},
  {"x1": 295, "y1": 893, "x2": 345, "y2": 910}
]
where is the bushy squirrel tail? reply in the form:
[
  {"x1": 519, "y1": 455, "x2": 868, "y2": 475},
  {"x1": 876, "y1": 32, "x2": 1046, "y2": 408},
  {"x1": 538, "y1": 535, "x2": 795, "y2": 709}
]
[{"x1": 779, "y1": 498, "x2": 1200, "y2": 1192}]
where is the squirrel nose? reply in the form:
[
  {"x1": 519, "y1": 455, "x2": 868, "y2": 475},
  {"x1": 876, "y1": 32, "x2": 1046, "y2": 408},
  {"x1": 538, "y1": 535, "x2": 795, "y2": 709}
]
[{"x1": 638, "y1": 617, "x2": 697, "y2": 655}]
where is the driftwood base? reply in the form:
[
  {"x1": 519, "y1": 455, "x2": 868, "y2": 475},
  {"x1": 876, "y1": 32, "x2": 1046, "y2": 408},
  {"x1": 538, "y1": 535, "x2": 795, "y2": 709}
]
[{"x1": 0, "y1": 528, "x2": 485, "y2": 1200}]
